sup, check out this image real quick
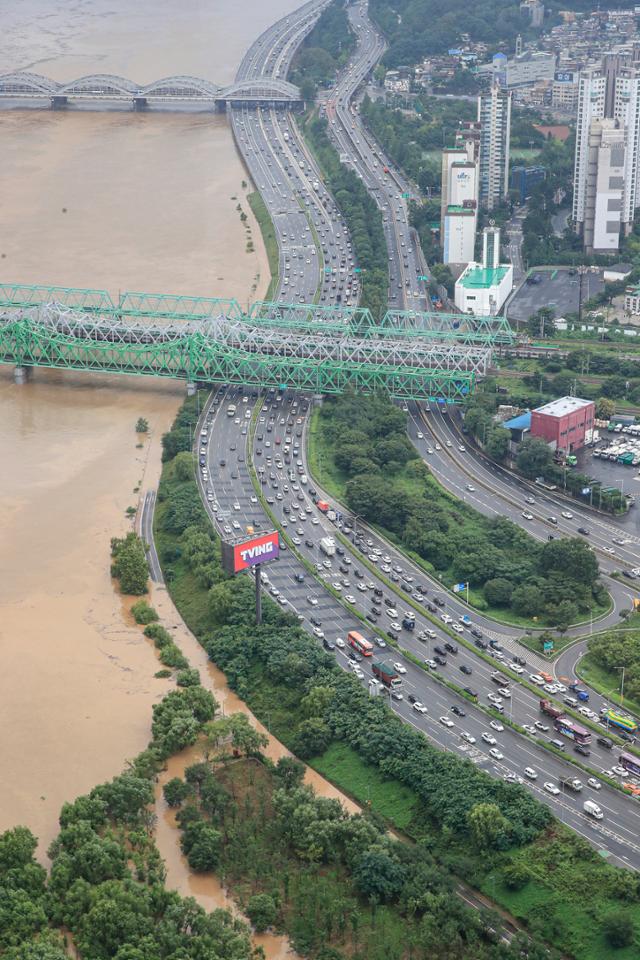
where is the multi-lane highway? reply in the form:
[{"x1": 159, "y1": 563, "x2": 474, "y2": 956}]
[
  {"x1": 185, "y1": 0, "x2": 640, "y2": 869},
  {"x1": 195, "y1": 385, "x2": 640, "y2": 870},
  {"x1": 323, "y1": 0, "x2": 428, "y2": 311}
]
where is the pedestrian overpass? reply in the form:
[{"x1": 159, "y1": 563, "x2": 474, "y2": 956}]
[{"x1": 0, "y1": 283, "x2": 515, "y2": 401}]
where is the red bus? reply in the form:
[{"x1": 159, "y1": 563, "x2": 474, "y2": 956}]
[
  {"x1": 619, "y1": 752, "x2": 640, "y2": 777},
  {"x1": 348, "y1": 630, "x2": 373, "y2": 657}
]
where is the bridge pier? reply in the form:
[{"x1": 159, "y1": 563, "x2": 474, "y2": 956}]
[
  {"x1": 14, "y1": 366, "x2": 30, "y2": 384},
  {"x1": 50, "y1": 95, "x2": 68, "y2": 109},
  {"x1": 132, "y1": 97, "x2": 148, "y2": 111},
  {"x1": 186, "y1": 382, "x2": 197, "y2": 397}
]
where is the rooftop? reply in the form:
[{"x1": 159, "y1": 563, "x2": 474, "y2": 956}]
[
  {"x1": 503, "y1": 411, "x2": 532, "y2": 431},
  {"x1": 446, "y1": 204, "x2": 475, "y2": 214},
  {"x1": 533, "y1": 396, "x2": 594, "y2": 418},
  {"x1": 459, "y1": 266, "x2": 510, "y2": 289}
]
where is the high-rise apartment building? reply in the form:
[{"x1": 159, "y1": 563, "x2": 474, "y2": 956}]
[
  {"x1": 477, "y1": 86, "x2": 512, "y2": 210},
  {"x1": 440, "y1": 141, "x2": 478, "y2": 265},
  {"x1": 573, "y1": 51, "x2": 640, "y2": 252}
]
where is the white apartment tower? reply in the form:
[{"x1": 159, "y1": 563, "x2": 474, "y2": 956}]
[
  {"x1": 440, "y1": 141, "x2": 479, "y2": 266},
  {"x1": 573, "y1": 52, "x2": 640, "y2": 252},
  {"x1": 478, "y1": 86, "x2": 512, "y2": 210}
]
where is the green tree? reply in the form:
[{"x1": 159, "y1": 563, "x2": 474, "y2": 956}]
[
  {"x1": 181, "y1": 822, "x2": 222, "y2": 872},
  {"x1": 0, "y1": 826, "x2": 39, "y2": 870},
  {"x1": 135, "y1": 417, "x2": 149, "y2": 433},
  {"x1": 596, "y1": 397, "x2": 615, "y2": 419},
  {"x1": 603, "y1": 909, "x2": 635, "y2": 948},
  {"x1": 467, "y1": 802, "x2": 509, "y2": 850},
  {"x1": 353, "y1": 849, "x2": 407, "y2": 902},
  {"x1": 502, "y1": 861, "x2": 531, "y2": 891},
  {"x1": 173, "y1": 450, "x2": 195, "y2": 482},
  {"x1": 486, "y1": 427, "x2": 510, "y2": 462},
  {"x1": 246, "y1": 893, "x2": 277, "y2": 932},
  {"x1": 516, "y1": 437, "x2": 553, "y2": 479},
  {"x1": 110, "y1": 533, "x2": 148, "y2": 596},
  {"x1": 163, "y1": 777, "x2": 193, "y2": 808},
  {"x1": 483, "y1": 578, "x2": 513, "y2": 607},
  {"x1": 290, "y1": 718, "x2": 332, "y2": 759},
  {"x1": 539, "y1": 537, "x2": 599, "y2": 585}
]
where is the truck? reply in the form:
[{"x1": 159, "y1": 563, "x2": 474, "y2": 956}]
[
  {"x1": 317, "y1": 500, "x2": 330, "y2": 513},
  {"x1": 560, "y1": 776, "x2": 583, "y2": 793},
  {"x1": 402, "y1": 616, "x2": 415, "y2": 631},
  {"x1": 540, "y1": 699, "x2": 565, "y2": 719},
  {"x1": 601, "y1": 708, "x2": 639, "y2": 735},
  {"x1": 319, "y1": 537, "x2": 336, "y2": 557},
  {"x1": 312, "y1": 180, "x2": 320, "y2": 193},
  {"x1": 283, "y1": 131, "x2": 289, "y2": 141},
  {"x1": 569, "y1": 682, "x2": 589, "y2": 702},
  {"x1": 583, "y1": 799, "x2": 604, "y2": 820},
  {"x1": 491, "y1": 671, "x2": 510, "y2": 686},
  {"x1": 372, "y1": 660, "x2": 402, "y2": 689}
]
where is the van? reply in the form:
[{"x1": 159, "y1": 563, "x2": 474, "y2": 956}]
[
  {"x1": 583, "y1": 800, "x2": 603, "y2": 820},
  {"x1": 549, "y1": 739, "x2": 565, "y2": 751},
  {"x1": 300, "y1": 474, "x2": 308, "y2": 485},
  {"x1": 597, "y1": 736, "x2": 613, "y2": 750},
  {"x1": 563, "y1": 696, "x2": 578, "y2": 708}
]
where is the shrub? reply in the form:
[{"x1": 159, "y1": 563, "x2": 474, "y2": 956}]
[
  {"x1": 131, "y1": 600, "x2": 159, "y2": 625},
  {"x1": 246, "y1": 893, "x2": 277, "y2": 932}
]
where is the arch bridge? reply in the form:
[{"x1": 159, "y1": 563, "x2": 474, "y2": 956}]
[
  {"x1": 0, "y1": 283, "x2": 515, "y2": 401},
  {"x1": 0, "y1": 72, "x2": 302, "y2": 109}
]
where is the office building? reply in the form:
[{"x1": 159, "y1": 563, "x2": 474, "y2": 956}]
[
  {"x1": 440, "y1": 143, "x2": 478, "y2": 265},
  {"x1": 443, "y1": 206, "x2": 477, "y2": 264},
  {"x1": 552, "y1": 69, "x2": 579, "y2": 110},
  {"x1": 530, "y1": 396, "x2": 595, "y2": 453},
  {"x1": 506, "y1": 50, "x2": 556, "y2": 87},
  {"x1": 573, "y1": 51, "x2": 640, "y2": 253},
  {"x1": 510, "y1": 164, "x2": 546, "y2": 202},
  {"x1": 478, "y1": 86, "x2": 512, "y2": 210},
  {"x1": 454, "y1": 226, "x2": 513, "y2": 315}
]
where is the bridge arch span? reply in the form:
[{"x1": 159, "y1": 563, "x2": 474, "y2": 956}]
[{"x1": 57, "y1": 74, "x2": 139, "y2": 97}]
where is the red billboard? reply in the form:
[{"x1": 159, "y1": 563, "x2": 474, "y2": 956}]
[{"x1": 221, "y1": 530, "x2": 280, "y2": 574}]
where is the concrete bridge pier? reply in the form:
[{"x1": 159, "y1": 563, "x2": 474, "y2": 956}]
[
  {"x1": 14, "y1": 366, "x2": 30, "y2": 384},
  {"x1": 132, "y1": 97, "x2": 148, "y2": 111},
  {"x1": 186, "y1": 382, "x2": 197, "y2": 397},
  {"x1": 50, "y1": 95, "x2": 68, "y2": 109}
]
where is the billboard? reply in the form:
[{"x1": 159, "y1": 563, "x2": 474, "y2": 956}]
[
  {"x1": 554, "y1": 71, "x2": 575, "y2": 83},
  {"x1": 221, "y1": 530, "x2": 279, "y2": 575}
]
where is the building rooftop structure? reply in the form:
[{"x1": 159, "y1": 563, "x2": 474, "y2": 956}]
[
  {"x1": 458, "y1": 266, "x2": 510, "y2": 289},
  {"x1": 503, "y1": 410, "x2": 532, "y2": 430},
  {"x1": 533, "y1": 396, "x2": 593, "y2": 417}
]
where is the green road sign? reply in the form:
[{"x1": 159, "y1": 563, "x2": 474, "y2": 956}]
[{"x1": 401, "y1": 192, "x2": 410, "y2": 199}]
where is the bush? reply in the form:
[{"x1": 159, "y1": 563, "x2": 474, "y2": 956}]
[
  {"x1": 181, "y1": 821, "x2": 222, "y2": 872},
  {"x1": 603, "y1": 909, "x2": 635, "y2": 948},
  {"x1": 159, "y1": 643, "x2": 190, "y2": 671},
  {"x1": 130, "y1": 600, "x2": 159, "y2": 625},
  {"x1": 176, "y1": 668, "x2": 201, "y2": 687},
  {"x1": 246, "y1": 893, "x2": 277, "y2": 932},
  {"x1": 163, "y1": 778, "x2": 193, "y2": 808},
  {"x1": 110, "y1": 533, "x2": 148, "y2": 595},
  {"x1": 144, "y1": 623, "x2": 174, "y2": 648}
]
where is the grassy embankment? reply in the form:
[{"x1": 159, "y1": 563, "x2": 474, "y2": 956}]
[{"x1": 247, "y1": 191, "x2": 279, "y2": 302}]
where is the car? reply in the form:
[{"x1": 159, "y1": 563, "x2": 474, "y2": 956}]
[
  {"x1": 523, "y1": 724, "x2": 536, "y2": 735},
  {"x1": 612, "y1": 765, "x2": 630, "y2": 777},
  {"x1": 451, "y1": 623, "x2": 464, "y2": 634},
  {"x1": 511, "y1": 664, "x2": 524, "y2": 675},
  {"x1": 524, "y1": 767, "x2": 538, "y2": 780},
  {"x1": 522, "y1": 511, "x2": 534, "y2": 520},
  {"x1": 490, "y1": 720, "x2": 504, "y2": 732},
  {"x1": 575, "y1": 744, "x2": 591, "y2": 757},
  {"x1": 407, "y1": 694, "x2": 418, "y2": 704},
  {"x1": 577, "y1": 527, "x2": 590, "y2": 536},
  {"x1": 489, "y1": 747, "x2": 504, "y2": 760},
  {"x1": 391, "y1": 690, "x2": 403, "y2": 701},
  {"x1": 587, "y1": 777, "x2": 602, "y2": 790},
  {"x1": 393, "y1": 662, "x2": 407, "y2": 674},
  {"x1": 561, "y1": 510, "x2": 573, "y2": 519},
  {"x1": 413, "y1": 702, "x2": 428, "y2": 714},
  {"x1": 312, "y1": 627, "x2": 325, "y2": 639},
  {"x1": 534, "y1": 721, "x2": 549, "y2": 732},
  {"x1": 547, "y1": 516, "x2": 558, "y2": 525},
  {"x1": 424, "y1": 659, "x2": 437, "y2": 669},
  {"x1": 525, "y1": 496, "x2": 535, "y2": 504},
  {"x1": 460, "y1": 664, "x2": 472, "y2": 675},
  {"x1": 544, "y1": 782, "x2": 560, "y2": 795},
  {"x1": 497, "y1": 687, "x2": 511, "y2": 698},
  {"x1": 466, "y1": 484, "x2": 475, "y2": 492},
  {"x1": 439, "y1": 716, "x2": 454, "y2": 727},
  {"x1": 307, "y1": 596, "x2": 318, "y2": 606},
  {"x1": 460, "y1": 731, "x2": 476, "y2": 744},
  {"x1": 529, "y1": 674, "x2": 544, "y2": 685},
  {"x1": 353, "y1": 667, "x2": 365, "y2": 680},
  {"x1": 345, "y1": 595, "x2": 356, "y2": 604},
  {"x1": 374, "y1": 636, "x2": 387, "y2": 648},
  {"x1": 481, "y1": 732, "x2": 497, "y2": 745},
  {"x1": 450, "y1": 704, "x2": 466, "y2": 717},
  {"x1": 441, "y1": 613, "x2": 453, "y2": 624}
]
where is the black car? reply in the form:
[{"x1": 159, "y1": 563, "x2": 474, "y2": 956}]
[
  {"x1": 470, "y1": 627, "x2": 483, "y2": 639},
  {"x1": 489, "y1": 639, "x2": 503, "y2": 651},
  {"x1": 463, "y1": 687, "x2": 478, "y2": 700},
  {"x1": 373, "y1": 588, "x2": 383, "y2": 597},
  {"x1": 295, "y1": 573, "x2": 305, "y2": 583},
  {"x1": 434, "y1": 655, "x2": 447, "y2": 666},
  {"x1": 577, "y1": 527, "x2": 590, "y2": 536},
  {"x1": 310, "y1": 616, "x2": 322, "y2": 628},
  {"x1": 401, "y1": 583, "x2": 413, "y2": 594},
  {"x1": 597, "y1": 736, "x2": 613, "y2": 749},
  {"x1": 339, "y1": 564, "x2": 349, "y2": 574},
  {"x1": 354, "y1": 569, "x2": 363, "y2": 579},
  {"x1": 444, "y1": 642, "x2": 458, "y2": 655},
  {"x1": 348, "y1": 650, "x2": 363, "y2": 663},
  {"x1": 309, "y1": 487, "x2": 317, "y2": 496},
  {"x1": 512, "y1": 655, "x2": 526, "y2": 667},
  {"x1": 336, "y1": 546, "x2": 345, "y2": 556},
  {"x1": 408, "y1": 694, "x2": 418, "y2": 704},
  {"x1": 305, "y1": 539, "x2": 314, "y2": 548},
  {"x1": 451, "y1": 704, "x2": 466, "y2": 717},
  {"x1": 384, "y1": 597, "x2": 395, "y2": 607},
  {"x1": 426, "y1": 602, "x2": 437, "y2": 613},
  {"x1": 322, "y1": 638, "x2": 336, "y2": 651},
  {"x1": 434, "y1": 645, "x2": 446, "y2": 657},
  {"x1": 219, "y1": 459, "x2": 226, "y2": 467},
  {"x1": 459, "y1": 664, "x2": 472, "y2": 675},
  {"x1": 574, "y1": 744, "x2": 591, "y2": 757},
  {"x1": 474, "y1": 638, "x2": 488, "y2": 650},
  {"x1": 366, "y1": 614, "x2": 378, "y2": 625},
  {"x1": 433, "y1": 596, "x2": 445, "y2": 608},
  {"x1": 371, "y1": 605, "x2": 382, "y2": 616},
  {"x1": 388, "y1": 629, "x2": 400, "y2": 641}
]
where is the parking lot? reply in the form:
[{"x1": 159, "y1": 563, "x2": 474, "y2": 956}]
[{"x1": 507, "y1": 267, "x2": 604, "y2": 324}]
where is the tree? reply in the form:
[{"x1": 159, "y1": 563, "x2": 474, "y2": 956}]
[
  {"x1": 110, "y1": 533, "x2": 148, "y2": 596},
  {"x1": 290, "y1": 718, "x2": 332, "y2": 759},
  {"x1": 596, "y1": 396, "x2": 615, "y2": 419},
  {"x1": 486, "y1": 427, "x2": 510, "y2": 462},
  {"x1": 483, "y1": 578, "x2": 513, "y2": 607},
  {"x1": 516, "y1": 437, "x2": 553, "y2": 479},
  {"x1": 467, "y1": 803, "x2": 509, "y2": 850},
  {"x1": 173, "y1": 451, "x2": 195, "y2": 482},
  {"x1": 603, "y1": 909, "x2": 635, "y2": 948},
  {"x1": 0, "y1": 827, "x2": 39, "y2": 870},
  {"x1": 135, "y1": 417, "x2": 149, "y2": 433},
  {"x1": 274, "y1": 756, "x2": 306, "y2": 791},
  {"x1": 353, "y1": 849, "x2": 407, "y2": 902},
  {"x1": 246, "y1": 893, "x2": 277, "y2": 932},
  {"x1": 539, "y1": 537, "x2": 599, "y2": 585},
  {"x1": 163, "y1": 778, "x2": 193, "y2": 808},
  {"x1": 181, "y1": 822, "x2": 221, "y2": 872},
  {"x1": 502, "y1": 861, "x2": 531, "y2": 891},
  {"x1": 208, "y1": 582, "x2": 234, "y2": 625},
  {"x1": 547, "y1": 599, "x2": 578, "y2": 632}
]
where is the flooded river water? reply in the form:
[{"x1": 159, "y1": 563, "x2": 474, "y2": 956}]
[{"x1": 0, "y1": 0, "x2": 302, "y2": 852}]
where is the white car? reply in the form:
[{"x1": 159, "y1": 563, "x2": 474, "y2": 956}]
[
  {"x1": 413, "y1": 702, "x2": 428, "y2": 714},
  {"x1": 523, "y1": 724, "x2": 536, "y2": 735},
  {"x1": 425, "y1": 659, "x2": 437, "y2": 669},
  {"x1": 439, "y1": 716, "x2": 454, "y2": 727},
  {"x1": 331, "y1": 582, "x2": 342, "y2": 592},
  {"x1": 345, "y1": 595, "x2": 356, "y2": 604},
  {"x1": 461, "y1": 731, "x2": 476, "y2": 744},
  {"x1": 544, "y1": 781, "x2": 560, "y2": 795},
  {"x1": 543, "y1": 683, "x2": 558, "y2": 694},
  {"x1": 602, "y1": 546, "x2": 615, "y2": 555},
  {"x1": 490, "y1": 720, "x2": 504, "y2": 732},
  {"x1": 393, "y1": 662, "x2": 407, "y2": 675},
  {"x1": 489, "y1": 748, "x2": 504, "y2": 760},
  {"x1": 587, "y1": 778, "x2": 602, "y2": 790},
  {"x1": 292, "y1": 537, "x2": 301, "y2": 545},
  {"x1": 534, "y1": 721, "x2": 549, "y2": 732},
  {"x1": 452, "y1": 623, "x2": 464, "y2": 634},
  {"x1": 417, "y1": 431, "x2": 424, "y2": 439},
  {"x1": 481, "y1": 732, "x2": 497, "y2": 745},
  {"x1": 386, "y1": 608, "x2": 398, "y2": 618},
  {"x1": 530, "y1": 674, "x2": 544, "y2": 685},
  {"x1": 522, "y1": 511, "x2": 534, "y2": 521},
  {"x1": 488, "y1": 694, "x2": 503, "y2": 705},
  {"x1": 497, "y1": 687, "x2": 511, "y2": 698},
  {"x1": 524, "y1": 767, "x2": 538, "y2": 780},
  {"x1": 441, "y1": 613, "x2": 453, "y2": 624},
  {"x1": 312, "y1": 627, "x2": 324, "y2": 639},
  {"x1": 561, "y1": 511, "x2": 573, "y2": 519},
  {"x1": 353, "y1": 667, "x2": 365, "y2": 680},
  {"x1": 578, "y1": 706, "x2": 591, "y2": 717},
  {"x1": 466, "y1": 484, "x2": 475, "y2": 492},
  {"x1": 311, "y1": 517, "x2": 319, "y2": 525},
  {"x1": 427, "y1": 448, "x2": 434, "y2": 455},
  {"x1": 307, "y1": 596, "x2": 318, "y2": 606},
  {"x1": 511, "y1": 664, "x2": 524, "y2": 675},
  {"x1": 357, "y1": 582, "x2": 368, "y2": 592},
  {"x1": 335, "y1": 637, "x2": 345, "y2": 648}
]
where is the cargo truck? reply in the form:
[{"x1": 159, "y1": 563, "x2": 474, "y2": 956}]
[
  {"x1": 583, "y1": 800, "x2": 603, "y2": 820},
  {"x1": 372, "y1": 660, "x2": 402, "y2": 689},
  {"x1": 319, "y1": 537, "x2": 336, "y2": 557},
  {"x1": 560, "y1": 776, "x2": 583, "y2": 793},
  {"x1": 540, "y1": 699, "x2": 565, "y2": 719}
]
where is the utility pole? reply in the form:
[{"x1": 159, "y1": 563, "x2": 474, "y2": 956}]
[{"x1": 255, "y1": 563, "x2": 262, "y2": 626}]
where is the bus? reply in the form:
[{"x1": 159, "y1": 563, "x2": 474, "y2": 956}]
[
  {"x1": 554, "y1": 717, "x2": 592, "y2": 745},
  {"x1": 619, "y1": 752, "x2": 640, "y2": 777},
  {"x1": 227, "y1": 404, "x2": 237, "y2": 418},
  {"x1": 601, "y1": 708, "x2": 639, "y2": 735},
  {"x1": 348, "y1": 630, "x2": 373, "y2": 657}
]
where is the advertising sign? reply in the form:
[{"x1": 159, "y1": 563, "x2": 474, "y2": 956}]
[{"x1": 222, "y1": 530, "x2": 279, "y2": 574}]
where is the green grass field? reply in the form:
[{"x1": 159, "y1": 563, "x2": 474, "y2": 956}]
[
  {"x1": 247, "y1": 190, "x2": 279, "y2": 301},
  {"x1": 578, "y1": 654, "x2": 640, "y2": 718}
]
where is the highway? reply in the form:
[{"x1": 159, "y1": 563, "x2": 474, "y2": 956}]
[
  {"x1": 188, "y1": 0, "x2": 640, "y2": 868},
  {"x1": 195, "y1": 385, "x2": 640, "y2": 871},
  {"x1": 323, "y1": 0, "x2": 429, "y2": 311}
]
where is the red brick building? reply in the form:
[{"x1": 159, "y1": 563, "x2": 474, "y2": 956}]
[{"x1": 530, "y1": 396, "x2": 595, "y2": 453}]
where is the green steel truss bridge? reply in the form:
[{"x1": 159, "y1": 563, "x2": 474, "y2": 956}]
[{"x1": 0, "y1": 284, "x2": 515, "y2": 401}]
